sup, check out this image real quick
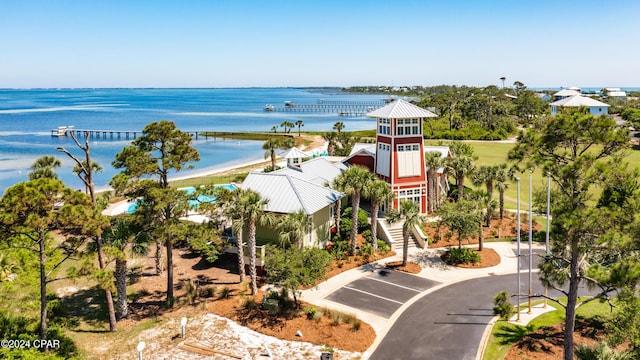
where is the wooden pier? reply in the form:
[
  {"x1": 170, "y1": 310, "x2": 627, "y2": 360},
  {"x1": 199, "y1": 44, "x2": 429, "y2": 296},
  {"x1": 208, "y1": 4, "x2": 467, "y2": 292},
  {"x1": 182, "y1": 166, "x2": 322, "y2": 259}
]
[
  {"x1": 51, "y1": 128, "x2": 278, "y2": 142},
  {"x1": 266, "y1": 103, "x2": 383, "y2": 115}
]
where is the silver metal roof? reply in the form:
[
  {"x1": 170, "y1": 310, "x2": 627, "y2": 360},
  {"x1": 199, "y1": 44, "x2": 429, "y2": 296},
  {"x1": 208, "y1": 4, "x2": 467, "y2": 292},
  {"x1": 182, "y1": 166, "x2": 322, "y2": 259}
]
[
  {"x1": 348, "y1": 143, "x2": 376, "y2": 157},
  {"x1": 367, "y1": 99, "x2": 437, "y2": 119},
  {"x1": 276, "y1": 147, "x2": 310, "y2": 159},
  {"x1": 550, "y1": 95, "x2": 609, "y2": 107},
  {"x1": 240, "y1": 172, "x2": 343, "y2": 215},
  {"x1": 274, "y1": 157, "x2": 347, "y2": 186},
  {"x1": 553, "y1": 89, "x2": 581, "y2": 97}
]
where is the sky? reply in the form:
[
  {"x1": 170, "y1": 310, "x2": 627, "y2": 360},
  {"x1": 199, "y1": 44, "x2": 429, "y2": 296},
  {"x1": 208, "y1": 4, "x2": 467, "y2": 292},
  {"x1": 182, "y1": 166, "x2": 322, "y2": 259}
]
[{"x1": 1, "y1": 0, "x2": 639, "y2": 89}]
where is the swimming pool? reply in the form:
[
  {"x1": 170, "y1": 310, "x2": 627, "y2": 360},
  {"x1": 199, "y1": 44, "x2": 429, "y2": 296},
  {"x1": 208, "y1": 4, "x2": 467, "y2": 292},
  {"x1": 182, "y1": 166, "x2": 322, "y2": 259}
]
[{"x1": 126, "y1": 184, "x2": 236, "y2": 214}]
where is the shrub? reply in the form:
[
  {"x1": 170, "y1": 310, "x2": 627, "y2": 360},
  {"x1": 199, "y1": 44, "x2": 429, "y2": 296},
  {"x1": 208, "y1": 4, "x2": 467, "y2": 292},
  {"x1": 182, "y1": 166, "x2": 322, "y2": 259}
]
[
  {"x1": 362, "y1": 229, "x2": 373, "y2": 242},
  {"x1": 492, "y1": 291, "x2": 514, "y2": 320},
  {"x1": 240, "y1": 297, "x2": 260, "y2": 310},
  {"x1": 376, "y1": 239, "x2": 391, "y2": 253},
  {"x1": 218, "y1": 286, "x2": 232, "y2": 299},
  {"x1": 359, "y1": 242, "x2": 373, "y2": 258},
  {"x1": 350, "y1": 318, "x2": 362, "y2": 332},
  {"x1": 306, "y1": 306, "x2": 317, "y2": 320},
  {"x1": 330, "y1": 239, "x2": 350, "y2": 260},
  {"x1": 340, "y1": 207, "x2": 369, "y2": 237},
  {"x1": 447, "y1": 247, "x2": 481, "y2": 265}
]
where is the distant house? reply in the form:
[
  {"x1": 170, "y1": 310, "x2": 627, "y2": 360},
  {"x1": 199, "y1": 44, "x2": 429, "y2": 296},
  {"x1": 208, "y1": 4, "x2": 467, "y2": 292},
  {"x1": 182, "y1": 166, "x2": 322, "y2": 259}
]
[
  {"x1": 550, "y1": 95, "x2": 610, "y2": 116},
  {"x1": 553, "y1": 88, "x2": 581, "y2": 101},
  {"x1": 535, "y1": 93, "x2": 552, "y2": 102},
  {"x1": 240, "y1": 172, "x2": 343, "y2": 248},
  {"x1": 604, "y1": 88, "x2": 627, "y2": 99}
]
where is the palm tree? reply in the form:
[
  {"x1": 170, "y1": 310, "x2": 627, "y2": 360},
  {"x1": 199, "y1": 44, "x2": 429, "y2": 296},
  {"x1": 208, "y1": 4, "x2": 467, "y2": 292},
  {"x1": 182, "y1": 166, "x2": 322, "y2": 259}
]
[
  {"x1": 278, "y1": 210, "x2": 309, "y2": 248},
  {"x1": 262, "y1": 137, "x2": 294, "y2": 172},
  {"x1": 472, "y1": 165, "x2": 499, "y2": 226},
  {"x1": 446, "y1": 155, "x2": 475, "y2": 201},
  {"x1": 333, "y1": 121, "x2": 345, "y2": 135},
  {"x1": 425, "y1": 152, "x2": 445, "y2": 212},
  {"x1": 322, "y1": 132, "x2": 338, "y2": 156},
  {"x1": 213, "y1": 187, "x2": 248, "y2": 283},
  {"x1": 271, "y1": 125, "x2": 278, "y2": 134},
  {"x1": 295, "y1": 120, "x2": 304, "y2": 137},
  {"x1": 334, "y1": 165, "x2": 375, "y2": 255},
  {"x1": 29, "y1": 156, "x2": 61, "y2": 180},
  {"x1": 494, "y1": 163, "x2": 516, "y2": 219},
  {"x1": 386, "y1": 200, "x2": 426, "y2": 267},
  {"x1": 241, "y1": 189, "x2": 274, "y2": 295},
  {"x1": 364, "y1": 179, "x2": 394, "y2": 252},
  {"x1": 281, "y1": 121, "x2": 295, "y2": 134},
  {"x1": 102, "y1": 216, "x2": 151, "y2": 319},
  {"x1": 468, "y1": 190, "x2": 496, "y2": 251}
]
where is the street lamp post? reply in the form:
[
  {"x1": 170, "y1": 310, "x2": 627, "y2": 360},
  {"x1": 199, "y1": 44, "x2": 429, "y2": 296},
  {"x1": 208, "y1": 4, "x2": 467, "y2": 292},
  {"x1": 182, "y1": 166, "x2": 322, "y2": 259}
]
[
  {"x1": 516, "y1": 176, "x2": 521, "y2": 321},
  {"x1": 544, "y1": 173, "x2": 551, "y2": 308},
  {"x1": 528, "y1": 171, "x2": 533, "y2": 314},
  {"x1": 137, "y1": 341, "x2": 145, "y2": 360},
  {"x1": 181, "y1": 317, "x2": 187, "y2": 339}
]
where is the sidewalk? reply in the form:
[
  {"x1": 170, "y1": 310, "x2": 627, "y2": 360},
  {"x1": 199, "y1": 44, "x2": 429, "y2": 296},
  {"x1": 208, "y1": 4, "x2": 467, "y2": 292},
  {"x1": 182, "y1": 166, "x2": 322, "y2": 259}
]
[{"x1": 299, "y1": 241, "x2": 547, "y2": 358}]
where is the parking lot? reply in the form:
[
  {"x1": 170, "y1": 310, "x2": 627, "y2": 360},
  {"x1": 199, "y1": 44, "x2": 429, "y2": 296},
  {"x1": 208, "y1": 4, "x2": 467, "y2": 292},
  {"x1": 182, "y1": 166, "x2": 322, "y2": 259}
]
[{"x1": 325, "y1": 269, "x2": 440, "y2": 318}]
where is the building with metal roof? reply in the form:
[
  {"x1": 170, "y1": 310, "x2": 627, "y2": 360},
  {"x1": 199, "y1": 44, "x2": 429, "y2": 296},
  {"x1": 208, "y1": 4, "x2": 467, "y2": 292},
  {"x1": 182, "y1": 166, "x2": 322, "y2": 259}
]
[
  {"x1": 367, "y1": 98, "x2": 437, "y2": 119},
  {"x1": 553, "y1": 88, "x2": 581, "y2": 101},
  {"x1": 240, "y1": 172, "x2": 343, "y2": 247},
  {"x1": 273, "y1": 157, "x2": 347, "y2": 186},
  {"x1": 550, "y1": 95, "x2": 610, "y2": 116}
]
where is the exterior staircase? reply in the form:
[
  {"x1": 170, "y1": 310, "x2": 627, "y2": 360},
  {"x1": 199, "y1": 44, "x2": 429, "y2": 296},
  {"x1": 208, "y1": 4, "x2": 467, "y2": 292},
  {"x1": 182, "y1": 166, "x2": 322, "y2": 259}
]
[{"x1": 387, "y1": 224, "x2": 421, "y2": 254}]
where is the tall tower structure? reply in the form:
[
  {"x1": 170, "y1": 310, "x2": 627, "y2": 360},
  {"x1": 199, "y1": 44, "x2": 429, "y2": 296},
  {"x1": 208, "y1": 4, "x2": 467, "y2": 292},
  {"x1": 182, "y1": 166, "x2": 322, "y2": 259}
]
[{"x1": 367, "y1": 99, "x2": 437, "y2": 213}]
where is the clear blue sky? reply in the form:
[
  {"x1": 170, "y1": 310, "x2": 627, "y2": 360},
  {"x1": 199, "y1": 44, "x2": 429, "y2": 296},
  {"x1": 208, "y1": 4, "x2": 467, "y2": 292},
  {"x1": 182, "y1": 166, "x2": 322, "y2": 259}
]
[{"x1": 1, "y1": 0, "x2": 639, "y2": 88}]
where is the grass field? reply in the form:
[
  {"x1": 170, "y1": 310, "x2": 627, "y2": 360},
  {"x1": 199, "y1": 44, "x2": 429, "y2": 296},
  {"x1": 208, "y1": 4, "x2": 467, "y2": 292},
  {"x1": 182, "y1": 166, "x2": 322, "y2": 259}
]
[
  {"x1": 483, "y1": 297, "x2": 612, "y2": 360},
  {"x1": 426, "y1": 140, "x2": 640, "y2": 211}
]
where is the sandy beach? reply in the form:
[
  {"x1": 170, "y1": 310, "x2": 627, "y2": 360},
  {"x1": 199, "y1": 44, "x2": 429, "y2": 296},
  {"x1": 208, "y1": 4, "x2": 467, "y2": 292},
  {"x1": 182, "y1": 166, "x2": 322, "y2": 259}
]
[{"x1": 102, "y1": 135, "x2": 328, "y2": 214}]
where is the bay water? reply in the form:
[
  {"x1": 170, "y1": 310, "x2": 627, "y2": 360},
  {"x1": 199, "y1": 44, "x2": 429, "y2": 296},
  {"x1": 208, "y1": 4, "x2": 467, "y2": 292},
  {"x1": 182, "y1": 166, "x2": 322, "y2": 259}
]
[{"x1": 0, "y1": 88, "x2": 385, "y2": 192}]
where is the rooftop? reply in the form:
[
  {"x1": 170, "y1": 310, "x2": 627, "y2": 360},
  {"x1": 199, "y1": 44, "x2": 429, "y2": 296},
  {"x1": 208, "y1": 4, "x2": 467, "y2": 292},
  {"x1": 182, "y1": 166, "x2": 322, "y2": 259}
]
[
  {"x1": 367, "y1": 99, "x2": 437, "y2": 119},
  {"x1": 550, "y1": 95, "x2": 609, "y2": 107},
  {"x1": 240, "y1": 172, "x2": 343, "y2": 215}
]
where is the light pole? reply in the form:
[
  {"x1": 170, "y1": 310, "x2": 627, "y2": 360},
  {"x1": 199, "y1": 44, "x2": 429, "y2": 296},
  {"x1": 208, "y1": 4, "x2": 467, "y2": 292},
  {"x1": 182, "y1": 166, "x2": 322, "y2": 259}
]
[
  {"x1": 544, "y1": 173, "x2": 551, "y2": 308},
  {"x1": 516, "y1": 176, "x2": 521, "y2": 322},
  {"x1": 180, "y1": 317, "x2": 187, "y2": 338},
  {"x1": 528, "y1": 171, "x2": 533, "y2": 314},
  {"x1": 137, "y1": 341, "x2": 145, "y2": 360},
  {"x1": 500, "y1": 76, "x2": 506, "y2": 89}
]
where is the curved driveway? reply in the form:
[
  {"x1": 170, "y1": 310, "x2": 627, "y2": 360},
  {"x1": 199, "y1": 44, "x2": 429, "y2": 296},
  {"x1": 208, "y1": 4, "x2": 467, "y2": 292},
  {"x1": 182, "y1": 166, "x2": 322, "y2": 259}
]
[{"x1": 369, "y1": 274, "x2": 565, "y2": 360}]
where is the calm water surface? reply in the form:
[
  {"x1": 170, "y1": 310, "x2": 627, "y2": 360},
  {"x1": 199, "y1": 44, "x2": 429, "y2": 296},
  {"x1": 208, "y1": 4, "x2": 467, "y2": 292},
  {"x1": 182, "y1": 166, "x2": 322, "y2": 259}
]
[{"x1": 0, "y1": 88, "x2": 384, "y2": 192}]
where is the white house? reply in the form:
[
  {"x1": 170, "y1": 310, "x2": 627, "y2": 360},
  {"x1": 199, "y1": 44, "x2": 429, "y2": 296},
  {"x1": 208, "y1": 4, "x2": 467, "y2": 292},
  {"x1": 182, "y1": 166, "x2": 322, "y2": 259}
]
[
  {"x1": 550, "y1": 95, "x2": 610, "y2": 116},
  {"x1": 553, "y1": 88, "x2": 581, "y2": 101}
]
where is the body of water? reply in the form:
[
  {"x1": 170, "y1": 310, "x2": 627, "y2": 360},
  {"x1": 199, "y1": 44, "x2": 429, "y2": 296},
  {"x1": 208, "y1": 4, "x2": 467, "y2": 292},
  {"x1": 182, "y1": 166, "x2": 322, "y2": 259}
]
[{"x1": 0, "y1": 88, "x2": 385, "y2": 192}]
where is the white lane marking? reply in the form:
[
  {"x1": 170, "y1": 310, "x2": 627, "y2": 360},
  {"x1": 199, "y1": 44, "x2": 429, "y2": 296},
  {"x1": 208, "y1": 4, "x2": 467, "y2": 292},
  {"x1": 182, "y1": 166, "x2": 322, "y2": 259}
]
[
  {"x1": 365, "y1": 276, "x2": 422, "y2": 292},
  {"x1": 342, "y1": 285, "x2": 404, "y2": 305}
]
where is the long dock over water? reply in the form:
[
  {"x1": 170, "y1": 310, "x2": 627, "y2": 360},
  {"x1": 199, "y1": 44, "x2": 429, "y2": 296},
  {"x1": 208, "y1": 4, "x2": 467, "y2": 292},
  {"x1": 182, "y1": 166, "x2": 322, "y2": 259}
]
[
  {"x1": 263, "y1": 100, "x2": 386, "y2": 115},
  {"x1": 51, "y1": 128, "x2": 282, "y2": 141}
]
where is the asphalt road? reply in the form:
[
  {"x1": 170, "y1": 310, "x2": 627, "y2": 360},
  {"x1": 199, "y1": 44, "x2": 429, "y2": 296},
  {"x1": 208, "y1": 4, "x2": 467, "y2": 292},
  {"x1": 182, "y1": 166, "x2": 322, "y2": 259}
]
[{"x1": 368, "y1": 272, "x2": 591, "y2": 360}]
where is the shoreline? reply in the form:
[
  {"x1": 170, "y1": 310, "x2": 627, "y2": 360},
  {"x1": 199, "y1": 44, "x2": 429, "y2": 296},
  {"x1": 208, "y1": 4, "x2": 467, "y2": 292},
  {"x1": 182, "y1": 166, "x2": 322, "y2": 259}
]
[{"x1": 99, "y1": 136, "x2": 328, "y2": 195}]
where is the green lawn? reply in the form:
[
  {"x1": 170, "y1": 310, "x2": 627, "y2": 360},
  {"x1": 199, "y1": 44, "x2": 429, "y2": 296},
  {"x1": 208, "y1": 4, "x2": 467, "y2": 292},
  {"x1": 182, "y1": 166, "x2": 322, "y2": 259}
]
[
  {"x1": 483, "y1": 297, "x2": 613, "y2": 360},
  {"x1": 426, "y1": 140, "x2": 640, "y2": 211}
]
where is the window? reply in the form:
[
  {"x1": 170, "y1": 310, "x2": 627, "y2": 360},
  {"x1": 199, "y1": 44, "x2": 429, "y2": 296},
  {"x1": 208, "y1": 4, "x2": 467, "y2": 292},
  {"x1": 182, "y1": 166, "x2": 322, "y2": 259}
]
[
  {"x1": 397, "y1": 127, "x2": 404, "y2": 136},
  {"x1": 397, "y1": 145, "x2": 405, "y2": 151},
  {"x1": 412, "y1": 126, "x2": 419, "y2": 135},
  {"x1": 412, "y1": 144, "x2": 419, "y2": 151},
  {"x1": 412, "y1": 119, "x2": 418, "y2": 124},
  {"x1": 398, "y1": 119, "x2": 404, "y2": 125}
]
